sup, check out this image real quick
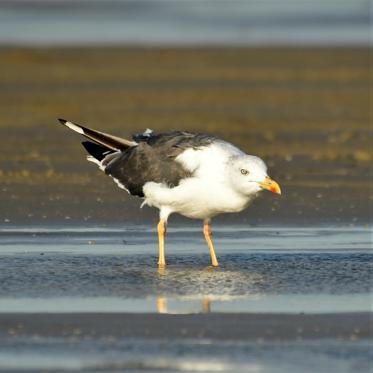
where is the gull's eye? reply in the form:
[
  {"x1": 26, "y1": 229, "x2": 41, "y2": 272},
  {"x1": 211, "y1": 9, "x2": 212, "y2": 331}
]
[{"x1": 240, "y1": 169, "x2": 249, "y2": 175}]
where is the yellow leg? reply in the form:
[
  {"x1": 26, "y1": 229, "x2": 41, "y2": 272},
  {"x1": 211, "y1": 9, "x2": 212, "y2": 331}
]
[
  {"x1": 157, "y1": 219, "x2": 166, "y2": 267},
  {"x1": 203, "y1": 222, "x2": 219, "y2": 267}
]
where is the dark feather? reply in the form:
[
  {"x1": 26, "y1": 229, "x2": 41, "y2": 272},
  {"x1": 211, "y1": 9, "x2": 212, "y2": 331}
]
[
  {"x1": 82, "y1": 141, "x2": 113, "y2": 161},
  {"x1": 59, "y1": 118, "x2": 137, "y2": 151},
  {"x1": 106, "y1": 131, "x2": 216, "y2": 197}
]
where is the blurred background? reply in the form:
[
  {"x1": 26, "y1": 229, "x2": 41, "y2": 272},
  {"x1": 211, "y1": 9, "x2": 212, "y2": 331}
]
[{"x1": 0, "y1": 0, "x2": 371, "y2": 226}]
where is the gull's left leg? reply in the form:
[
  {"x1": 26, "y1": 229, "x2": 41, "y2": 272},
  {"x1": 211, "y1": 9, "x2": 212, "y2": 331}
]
[{"x1": 203, "y1": 220, "x2": 219, "y2": 267}]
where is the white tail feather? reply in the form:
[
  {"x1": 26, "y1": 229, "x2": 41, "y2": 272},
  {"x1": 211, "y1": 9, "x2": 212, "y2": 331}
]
[{"x1": 87, "y1": 156, "x2": 105, "y2": 171}]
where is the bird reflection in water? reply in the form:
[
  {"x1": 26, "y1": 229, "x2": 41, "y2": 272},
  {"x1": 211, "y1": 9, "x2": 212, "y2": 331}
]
[
  {"x1": 154, "y1": 263, "x2": 264, "y2": 313},
  {"x1": 156, "y1": 296, "x2": 212, "y2": 314},
  {"x1": 156, "y1": 265, "x2": 213, "y2": 313}
]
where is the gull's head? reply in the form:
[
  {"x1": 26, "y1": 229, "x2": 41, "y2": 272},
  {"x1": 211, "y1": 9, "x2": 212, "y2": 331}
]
[{"x1": 228, "y1": 155, "x2": 281, "y2": 196}]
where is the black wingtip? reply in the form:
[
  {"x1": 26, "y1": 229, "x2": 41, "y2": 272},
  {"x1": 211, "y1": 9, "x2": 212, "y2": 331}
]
[
  {"x1": 82, "y1": 141, "x2": 112, "y2": 161},
  {"x1": 58, "y1": 118, "x2": 67, "y2": 125}
]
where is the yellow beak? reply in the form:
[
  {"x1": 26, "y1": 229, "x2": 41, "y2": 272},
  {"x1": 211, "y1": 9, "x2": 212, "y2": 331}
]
[{"x1": 259, "y1": 176, "x2": 281, "y2": 195}]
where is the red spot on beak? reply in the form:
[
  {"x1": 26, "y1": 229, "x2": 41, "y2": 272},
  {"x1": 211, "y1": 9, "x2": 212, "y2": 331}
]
[{"x1": 259, "y1": 178, "x2": 281, "y2": 195}]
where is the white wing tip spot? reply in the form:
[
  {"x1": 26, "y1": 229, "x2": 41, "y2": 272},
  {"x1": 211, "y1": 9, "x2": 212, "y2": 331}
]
[
  {"x1": 143, "y1": 128, "x2": 153, "y2": 136},
  {"x1": 65, "y1": 121, "x2": 84, "y2": 135}
]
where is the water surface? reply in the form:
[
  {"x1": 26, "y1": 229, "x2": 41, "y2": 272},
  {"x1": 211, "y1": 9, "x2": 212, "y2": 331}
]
[
  {"x1": 0, "y1": 226, "x2": 371, "y2": 311},
  {"x1": 0, "y1": 226, "x2": 371, "y2": 372},
  {"x1": 0, "y1": 0, "x2": 369, "y2": 46}
]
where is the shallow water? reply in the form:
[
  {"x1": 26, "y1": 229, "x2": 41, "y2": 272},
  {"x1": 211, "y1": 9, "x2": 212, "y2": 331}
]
[
  {"x1": 0, "y1": 1, "x2": 369, "y2": 46},
  {"x1": 0, "y1": 226, "x2": 371, "y2": 372},
  {"x1": 0, "y1": 226, "x2": 371, "y2": 310}
]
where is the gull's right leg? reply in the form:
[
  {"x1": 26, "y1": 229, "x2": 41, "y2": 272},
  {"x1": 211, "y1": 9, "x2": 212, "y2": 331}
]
[{"x1": 157, "y1": 218, "x2": 167, "y2": 267}]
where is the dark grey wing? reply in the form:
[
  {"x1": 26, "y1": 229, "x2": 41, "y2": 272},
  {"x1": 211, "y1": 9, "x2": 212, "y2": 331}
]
[
  {"x1": 134, "y1": 130, "x2": 214, "y2": 147},
  {"x1": 105, "y1": 131, "x2": 216, "y2": 197}
]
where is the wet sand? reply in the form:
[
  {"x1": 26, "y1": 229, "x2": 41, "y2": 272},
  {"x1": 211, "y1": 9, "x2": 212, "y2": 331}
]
[
  {"x1": 0, "y1": 47, "x2": 370, "y2": 225},
  {"x1": 1, "y1": 312, "x2": 370, "y2": 340}
]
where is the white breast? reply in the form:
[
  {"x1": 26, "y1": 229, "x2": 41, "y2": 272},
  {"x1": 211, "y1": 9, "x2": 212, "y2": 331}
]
[{"x1": 142, "y1": 142, "x2": 251, "y2": 220}]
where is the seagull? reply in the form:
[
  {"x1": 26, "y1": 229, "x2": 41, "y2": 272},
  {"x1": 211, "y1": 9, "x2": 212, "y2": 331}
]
[{"x1": 58, "y1": 119, "x2": 281, "y2": 267}]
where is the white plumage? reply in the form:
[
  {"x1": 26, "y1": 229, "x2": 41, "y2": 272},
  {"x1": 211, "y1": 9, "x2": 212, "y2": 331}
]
[{"x1": 143, "y1": 141, "x2": 266, "y2": 221}]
